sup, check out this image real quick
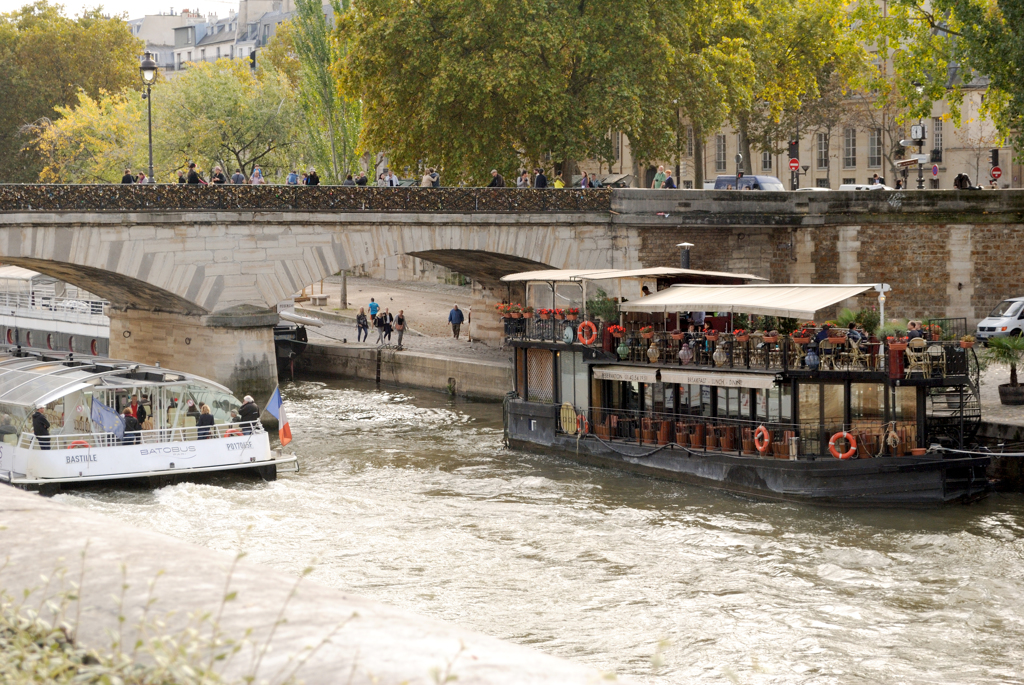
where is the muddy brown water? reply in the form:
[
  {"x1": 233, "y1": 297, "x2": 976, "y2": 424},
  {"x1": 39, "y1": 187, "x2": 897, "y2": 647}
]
[{"x1": 59, "y1": 379, "x2": 1024, "y2": 683}]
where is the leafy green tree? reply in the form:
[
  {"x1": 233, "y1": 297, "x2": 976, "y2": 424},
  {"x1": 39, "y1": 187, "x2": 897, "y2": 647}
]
[
  {"x1": 338, "y1": 0, "x2": 676, "y2": 185},
  {"x1": 155, "y1": 59, "x2": 302, "y2": 181},
  {"x1": 0, "y1": 1, "x2": 142, "y2": 182}
]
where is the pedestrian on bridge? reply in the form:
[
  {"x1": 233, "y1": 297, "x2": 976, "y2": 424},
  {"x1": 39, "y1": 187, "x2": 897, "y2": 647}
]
[
  {"x1": 488, "y1": 169, "x2": 506, "y2": 187},
  {"x1": 233, "y1": 169, "x2": 247, "y2": 184},
  {"x1": 449, "y1": 304, "x2": 465, "y2": 339},
  {"x1": 356, "y1": 307, "x2": 369, "y2": 342},
  {"x1": 121, "y1": 168, "x2": 135, "y2": 184},
  {"x1": 535, "y1": 168, "x2": 548, "y2": 188}
]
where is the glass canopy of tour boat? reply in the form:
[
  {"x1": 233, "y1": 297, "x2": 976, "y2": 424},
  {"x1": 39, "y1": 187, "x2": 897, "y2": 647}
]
[{"x1": 619, "y1": 283, "x2": 877, "y2": 319}]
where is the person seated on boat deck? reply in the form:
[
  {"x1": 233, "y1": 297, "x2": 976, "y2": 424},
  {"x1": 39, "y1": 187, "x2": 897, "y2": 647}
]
[
  {"x1": 121, "y1": 408, "x2": 141, "y2": 445},
  {"x1": 197, "y1": 404, "x2": 215, "y2": 440},
  {"x1": 128, "y1": 394, "x2": 147, "y2": 423},
  {"x1": 238, "y1": 395, "x2": 260, "y2": 435},
  {"x1": 0, "y1": 414, "x2": 16, "y2": 435},
  {"x1": 906, "y1": 321, "x2": 924, "y2": 339}
]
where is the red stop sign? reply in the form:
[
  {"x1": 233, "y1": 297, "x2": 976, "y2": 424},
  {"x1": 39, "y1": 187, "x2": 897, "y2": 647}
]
[
  {"x1": 789, "y1": 158, "x2": 800, "y2": 171},
  {"x1": 991, "y1": 166, "x2": 1002, "y2": 179}
]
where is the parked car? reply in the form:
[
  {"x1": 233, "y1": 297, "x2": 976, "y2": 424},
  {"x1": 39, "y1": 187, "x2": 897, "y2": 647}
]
[
  {"x1": 976, "y1": 296, "x2": 1024, "y2": 343},
  {"x1": 795, "y1": 187, "x2": 832, "y2": 192},
  {"x1": 837, "y1": 183, "x2": 895, "y2": 191},
  {"x1": 711, "y1": 175, "x2": 786, "y2": 191}
]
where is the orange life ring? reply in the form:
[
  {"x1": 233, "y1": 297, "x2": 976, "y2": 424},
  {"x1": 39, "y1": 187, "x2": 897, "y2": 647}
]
[
  {"x1": 829, "y1": 431, "x2": 857, "y2": 459},
  {"x1": 577, "y1": 413, "x2": 590, "y2": 435},
  {"x1": 753, "y1": 426, "x2": 771, "y2": 454},
  {"x1": 578, "y1": 321, "x2": 598, "y2": 346},
  {"x1": 69, "y1": 440, "x2": 91, "y2": 449},
  {"x1": 224, "y1": 428, "x2": 243, "y2": 437}
]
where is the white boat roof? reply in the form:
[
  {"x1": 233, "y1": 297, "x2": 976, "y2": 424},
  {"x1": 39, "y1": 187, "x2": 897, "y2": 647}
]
[
  {"x1": 0, "y1": 265, "x2": 44, "y2": 282},
  {"x1": 0, "y1": 350, "x2": 231, "y2": 408},
  {"x1": 499, "y1": 267, "x2": 764, "y2": 283},
  {"x1": 619, "y1": 283, "x2": 876, "y2": 319}
]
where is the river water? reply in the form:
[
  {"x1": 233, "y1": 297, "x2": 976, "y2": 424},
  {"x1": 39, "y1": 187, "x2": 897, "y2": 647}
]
[{"x1": 59, "y1": 379, "x2": 1024, "y2": 684}]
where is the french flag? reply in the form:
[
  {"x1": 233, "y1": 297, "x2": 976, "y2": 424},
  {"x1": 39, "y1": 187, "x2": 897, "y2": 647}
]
[{"x1": 266, "y1": 387, "x2": 292, "y2": 446}]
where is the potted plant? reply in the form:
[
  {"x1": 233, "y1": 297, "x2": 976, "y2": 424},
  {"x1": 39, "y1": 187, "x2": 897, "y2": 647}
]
[
  {"x1": 607, "y1": 324, "x2": 626, "y2": 338},
  {"x1": 566, "y1": 307, "x2": 580, "y2": 321},
  {"x1": 733, "y1": 328, "x2": 749, "y2": 343},
  {"x1": 640, "y1": 325, "x2": 655, "y2": 339},
  {"x1": 522, "y1": 306, "x2": 534, "y2": 319},
  {"x1": 984, "y1": 336, "x2": 1024, "y2": 405},
  {"x1": 553, "y1": 308, "x2": 565, "y2": 321},
  {"x1": 509, "y1": 303, "x2": 522, "y2": 319},
  {"x1": 494, "y1": 303, "x2": 510, "y2": 318},
  {"x1": 928, "y1": 323, "x2": 943, "y2": 341},
  {"x1": 827, "y1": 329, "x2": 848, "y2": 344},
  {"x1": 670, "y1": 329, "x2": 685, "y2": 341},
  {"x1": 791, "y1": 327, "x2": 812, "y2": 344},
  {"x1": 763, "y1": 329, "x2": 780, "y2": 343},
  {"x1": 960, "y1": 334, "x2": 975, "y2": 349},
  {"x1": 887, "y1": 335, "x2": 908, "y2": 351},
  {"x1": 705, "y1": 328, "x2": 719, "y2": 341},
  {"x1": 538, "y1": 308, "x2": 552, "y2": 320}
]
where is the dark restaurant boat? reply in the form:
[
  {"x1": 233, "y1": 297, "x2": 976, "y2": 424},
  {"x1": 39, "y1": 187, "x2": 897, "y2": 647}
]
[{"x1": 500, "y1": 269, "x2": 989, "y2": 507}]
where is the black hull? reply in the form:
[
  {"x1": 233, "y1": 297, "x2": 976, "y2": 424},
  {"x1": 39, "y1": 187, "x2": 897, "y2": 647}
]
[{"x1": 507, "y1": 401, "x2": 989, "y2": 507}]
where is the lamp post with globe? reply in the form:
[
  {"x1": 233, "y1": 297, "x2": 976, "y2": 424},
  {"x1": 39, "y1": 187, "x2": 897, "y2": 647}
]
[{"x1": 139, "y1": 52, "x2": 158, "y2": 183}]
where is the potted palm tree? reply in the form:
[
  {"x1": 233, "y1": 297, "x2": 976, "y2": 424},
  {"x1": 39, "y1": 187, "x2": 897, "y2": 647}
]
[{"x1": 985, "y1": 336, "x2": 1024, "y2": 405}]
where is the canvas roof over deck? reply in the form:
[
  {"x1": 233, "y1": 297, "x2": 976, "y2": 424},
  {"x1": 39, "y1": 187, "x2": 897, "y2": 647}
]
[
  {"x1": 499, "y1": 267, "x2": 765, "y2": 283},
  {"x1": 618, "y1": 284, "x2": 876, "y2": 319}
]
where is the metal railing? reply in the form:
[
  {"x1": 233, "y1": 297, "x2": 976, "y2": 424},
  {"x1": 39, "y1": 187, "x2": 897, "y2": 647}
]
[
  {"x1": 576, "y1": 407, "x2": 922, "y2": 457},
  {"x1": 503, "y1": 317, "x2": 598, "y2": 344},
  {"x1": 18, "y1": 421, "x2": 264, "y2": 450},
  {"x1": 0, "y1": 291, "x2": 108, "y2": 326}
]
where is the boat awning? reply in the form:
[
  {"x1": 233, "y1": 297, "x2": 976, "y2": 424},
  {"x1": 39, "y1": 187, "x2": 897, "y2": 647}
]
[
  {"x1": 592, "y1": 366, "x2": 659, "y2": 383},
  {"x1": 618, "y1": 284, "x2": 876, "y2": 319},
  {"x1": 499, "y1": 267, "x2": 765, "y2": 283},
  {"x1": 659, "y1": 368, "x2": 777, "y2": 389},
  {"x1": 499, "y1": 269, "x2": 618, "y2": 283}
]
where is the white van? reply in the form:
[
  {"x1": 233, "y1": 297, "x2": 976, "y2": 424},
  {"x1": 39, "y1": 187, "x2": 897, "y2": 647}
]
[{"x1": 976, "y1": 297, "x2": 1024, "y2": 343}]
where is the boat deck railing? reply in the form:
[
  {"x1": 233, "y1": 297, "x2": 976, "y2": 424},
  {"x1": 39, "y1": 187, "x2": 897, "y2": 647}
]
[
  {"x1": 575, "y1": 408, "x2": 921, "y2": 458},
  {"x1": 509, "y1": 319, "x2": 973, "y2": 379},
  {"x1": 18, "y1": 421, "x2": 264, "y2": 450},
  {"x1": 0, "y1": 291, "x2": 108, "y2": 326}
]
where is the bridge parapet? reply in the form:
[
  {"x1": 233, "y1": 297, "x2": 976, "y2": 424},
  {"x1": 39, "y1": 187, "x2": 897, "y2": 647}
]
[{"x1": 0, "y1": 184, "x2": 611, "y2": 213}]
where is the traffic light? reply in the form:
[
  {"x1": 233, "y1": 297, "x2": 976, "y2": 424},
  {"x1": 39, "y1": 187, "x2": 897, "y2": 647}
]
[
  {"x1": 249, "y1": 50, "x2": 257, "y2": 71},
  {"x1": 788, "y1": 140, "x2": 799, "y2": 159},
  {"x1": 990, "y1": 148, "x2": 999, "y2": 167}
]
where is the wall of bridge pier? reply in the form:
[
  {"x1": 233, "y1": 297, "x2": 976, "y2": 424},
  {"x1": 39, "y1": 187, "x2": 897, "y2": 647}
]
[{"x1": 0, "y1": 185, "x2": 1023, "y2": 399}]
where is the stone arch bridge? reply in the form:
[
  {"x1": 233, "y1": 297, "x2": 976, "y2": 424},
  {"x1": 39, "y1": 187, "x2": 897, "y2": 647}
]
[{"x1": 1, "y1": 184, "x2": 1022, "y2": 401}]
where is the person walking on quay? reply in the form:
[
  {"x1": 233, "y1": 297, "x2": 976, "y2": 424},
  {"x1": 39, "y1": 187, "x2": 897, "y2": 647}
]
[
  {"x1": 177, "y1": 170, "x2": 186, "y2": 183},
  {"x1": 395, "y1": 309, "x2": 407, "y2": 349},
  {"x1": 306, "y1": 167, "x2": 320, "y2": 185},
  {"x1": 488, "y1": 169, "x2": 506, "y2": 187},
  {"x1": 186, "y1": 162, "x2": 206, "y2": 184},
  {"x1": 32, "y1": 404, "x2": 49, "y2": 450},
  {"x1": 121, "y1": 407, "x2": 141, "y2": 445},
  {"x1": 239, "y1": 394, "x2": 260, "y2": 435},
  {"x1": 197, "y1": 403, "x2": 215, "y2": 439},
  {"x1": 368, "y1": 297, "x2": 380, "y2": 318},
  {"x1": 233, "y1": 168, "x2": 247, "y2": 184},
  {"x1": 553, "y1": 172, "x2": 565, "y2": 188},
  {"x1": 374, "y1": 310, "x2": 386, "y2": 344},
  {"x1": 535, "y1": 168, "x2": 548, "y2": 188},
  {"x1": 449, "y1": 304, "x2": 465, "y2": 339},
  {"x1": 286, "y1": 169, "x2": 299, "y2": 185},
  {"x1": 121, "y1": 168, "x2": 135, "y2": 184},
  {"x1": 381, "y1": 308, "x2": 394, "y2": 342},
  {"x1": 651, "y1": 165, "x2": 666, "y2": 189},
  {"x1": 356, "y1": 307, "x2": 369, "y2": 342},
  {"x1": 662, "y1": 169, "x2": 677, "y2": 189},
  {"x1": 250, "y1": 165, "x2": 265, "y2": 185},
  {"x1": 211, "y1": 166, "x2": 227, "y2": 184}
]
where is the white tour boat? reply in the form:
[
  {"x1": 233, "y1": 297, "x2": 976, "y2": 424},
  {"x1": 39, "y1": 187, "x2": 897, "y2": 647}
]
[{"x1": 0, "y1": 350, "x2": 296, "y2": 494}]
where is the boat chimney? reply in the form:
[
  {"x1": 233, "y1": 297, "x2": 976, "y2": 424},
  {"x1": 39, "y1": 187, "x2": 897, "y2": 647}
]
[{"x1": 677, "y1": 242, "x2": 694, "y2": 270}]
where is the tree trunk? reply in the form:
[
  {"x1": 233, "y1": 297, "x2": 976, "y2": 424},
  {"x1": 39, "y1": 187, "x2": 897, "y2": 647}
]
[
  {"x1": 562, "y1": 158, "x2": 577, "y2": 185},
  {"x1": 693, "y1": 131, "x2": 705, "y2": 188},
  {"x1": 1012, "y1": 362, "x2": 1018, "y2": 387},
  {"x1": 738, "y1": 118, "x2": 753, "y2": 175}
]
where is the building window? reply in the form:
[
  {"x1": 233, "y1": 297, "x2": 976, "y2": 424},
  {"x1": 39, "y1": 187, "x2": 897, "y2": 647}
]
[
  {"x1": 843, "y1": 128, "x2": 856, "y2": 168},
  {"x1": 816, "y1": 133, "x2": 829, "y2": 169},
  {"x1": 816, "y1": 177, "x2": 830, "y2": 188},
  {"x1": 187, "y1": 29, "x2": 193, "y2": 44},
  {"x1": 868, "y1": 129, "x2": 882, "y2": 168},
  {"x1": 187, "y1": 50, "x2": 192, "y2": 62},
  {"x1": 216, "y1": 47, "x2": 221, "y2": 58},
  {"x1": 686, "y1": 126, "x2": 694, "y2": 157},
  {"x1": 933, "y1": 117, "x2": 943, "y2": 151},
  {"x1": 842, "y1": 177, "x2": 856, "y2": 185},
  {"x1": 200, "y1": 48, "x2": 206, "y2": 61},
  {"x1": 682, "y1": 180, "x2": 693, "y2": 189},
  {"x1": 715, "y1": 135, "x2": 727, "y2": 172},
  {"x1": 761, "y1": 151, "x2": 772, "y2": 171},
  {"x1": 930, "y1": 178, "x2": 940, "y2": 189}
]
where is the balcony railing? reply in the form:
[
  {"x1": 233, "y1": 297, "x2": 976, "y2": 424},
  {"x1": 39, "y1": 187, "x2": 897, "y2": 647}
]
[
  {"x1": 0, "y1": 292, "x2": 108, "y2": 326},
  {"x1": 17, "y1": 421, "x2": 264, "y2": 450},
  {"x1": 508, "y1": 321, "x2": 974, "y2": 380}
]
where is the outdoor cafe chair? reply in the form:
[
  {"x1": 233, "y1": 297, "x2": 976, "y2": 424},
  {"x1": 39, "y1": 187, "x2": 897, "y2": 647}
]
[{"x1": 905, "y1": 337, "x2": 930, "y2": 378}]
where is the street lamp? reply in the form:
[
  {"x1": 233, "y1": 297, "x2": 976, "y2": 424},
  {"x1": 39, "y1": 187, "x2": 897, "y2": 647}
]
[{"x1": 139, "y1": 52, "x2": 158, "y2": 184}]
